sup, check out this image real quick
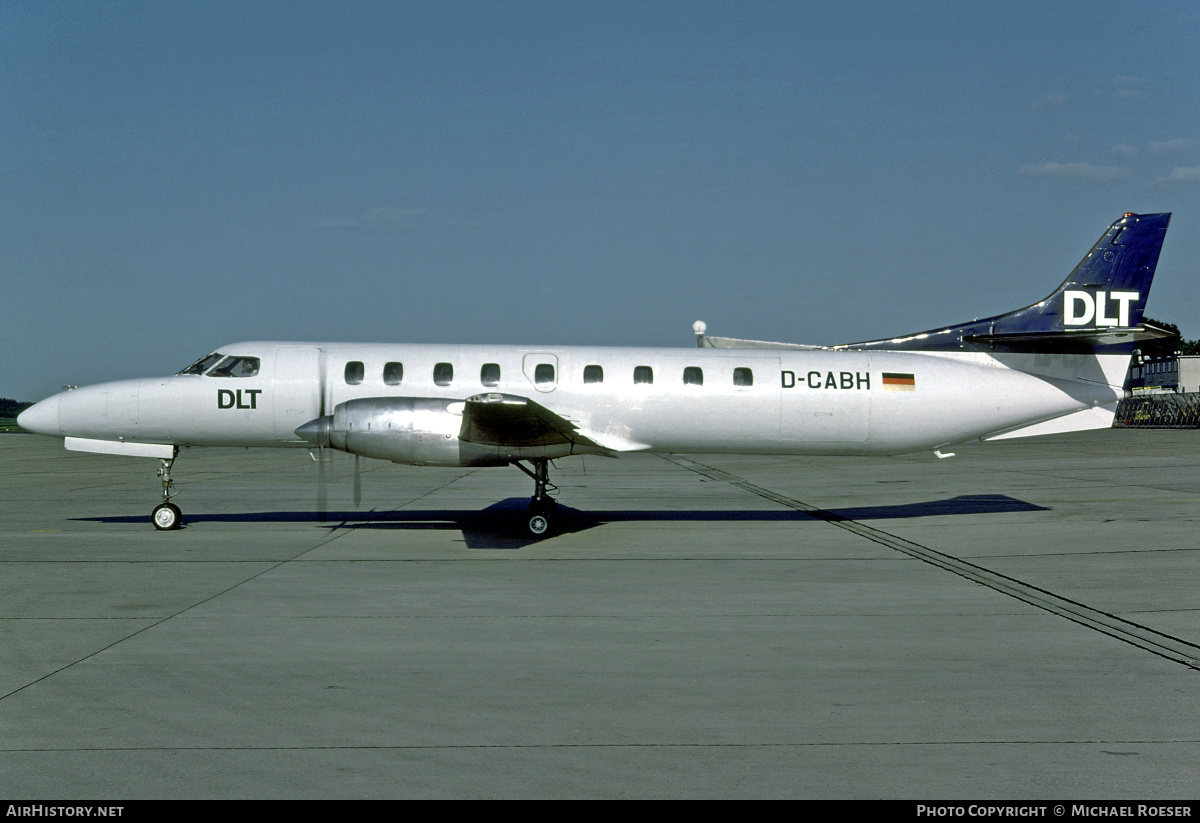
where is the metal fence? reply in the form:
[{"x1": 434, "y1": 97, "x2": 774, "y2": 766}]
[{"x1": 1114, "y1": 392, "x2": 1200, "y2": 428}]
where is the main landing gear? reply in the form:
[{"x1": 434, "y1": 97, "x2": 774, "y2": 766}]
[
  {"x1": 151, "y1": 448, "x2": 182, "y2": 531},
  {"x1": 513, "y1": 458, "x2": 559, "y2": 537}
]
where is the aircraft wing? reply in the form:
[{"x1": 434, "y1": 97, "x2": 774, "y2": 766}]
[{"x1": 461, "y1": 393, "x2": 649, "y2": 453}]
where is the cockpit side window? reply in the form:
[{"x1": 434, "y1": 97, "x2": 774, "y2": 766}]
[
  {"x1": 178, "y1": 353, "x2": 223, "y2": 375},
  {"x1": 208, "y1": 356, "x2": 261, "y2": 378}
]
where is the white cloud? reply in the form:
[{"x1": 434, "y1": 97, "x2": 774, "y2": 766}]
[
  {"x1": 1111, "y1": 144, "x2": 1138, "y2": 158},
  {"x1": 366, "y1": 208, "x2": 428, "y2": 222},
  {"x1": 1032, "y1": 78, "x2": 1072, "y2": 108},
  {"x1": 1149, "y1": 139, "x2": 1195, "y2": 154},
  {"x1": 1156, "y1": 166, "x2": 1200, "y2": 184},
  {"x1": 1111, "y1": 76, "x2": 1145, "y2": 98},
  {"x1": 319, "y1": 208, "x2": 428, "y2": 229},
  {"x1": 1019, "y1": 162, "x2": 1131, "y2": 181},
  {"x1": 1032, "y1": 90, "x2": 1071, "y2": 108}
]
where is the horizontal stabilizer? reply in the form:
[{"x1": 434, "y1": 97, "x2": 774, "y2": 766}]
[
  {"x1": 963, "y1": 322, "x2": 1176, "y2": 350},
  {"x1": 696, "y1": 334, "x2": 825, "y2": 350}
]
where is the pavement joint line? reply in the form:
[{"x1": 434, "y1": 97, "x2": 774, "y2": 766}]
[
  {"x1": 391, "y1": 469, "x2": 480, "y2": 510},
  {"x1": 659, "y1": 453, "x2": 1200, "y2": 672},
  {"x1": 3, "y1": 738, "x2": 1199, "y2": 753},
  {"x1": 0, "y1": 505, "x2": 373, "y2": 705}
]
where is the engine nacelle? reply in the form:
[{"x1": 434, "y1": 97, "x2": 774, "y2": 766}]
[{"x1": 295, "y1": 397, "x2": 576, "y2": 467}]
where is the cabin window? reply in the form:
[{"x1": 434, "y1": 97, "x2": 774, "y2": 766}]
[
  {"x1": 209, "y1": 356, "x2": 260, "y2": 378},
  {"x1": 434, "y1": 362, "x2": 454, "y2": 386},
  {"x1": 584, "y1": 365, "x2": 604, "y2": 384},
  {"x1": 383, "y1": 362, "x2": 403, "y2": 385},
  {"x1": 683, "y1": 366, "x2": 703, "y2": 386},
  {"x1": 734, "y1": 367, "x2": 753, "y2": 387},
  {"x1": 178, "y1": 353, "x2": 223, "y2": 375},
  {"x1": 344, "y1": 361, "x2": 364, "y2": 385},
  {"x1": 481, "y1": 363, "x2": 500, "y2": 386},
  {"x1": 535, "y1": 363, "x2": 555, "y2": 385},
  {"x1": 634, "y1": 366, "x2": 653, "y2": 385}
]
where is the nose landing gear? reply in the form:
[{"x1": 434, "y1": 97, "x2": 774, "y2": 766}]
[{"x1": 151, "y1": 448, "x2": 182, "y2": 530}]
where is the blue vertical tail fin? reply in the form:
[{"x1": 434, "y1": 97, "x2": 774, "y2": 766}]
[{"x1": 845, "y1": 212, "x2": 1172, "y2": 352}]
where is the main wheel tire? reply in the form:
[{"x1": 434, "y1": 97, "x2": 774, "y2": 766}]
[
  {"x1": 527, "y1": 511, "x2": 551, "y2": 537},
  {"x1": 152, "y1": 502, "x2": 182, "y2": 531}
]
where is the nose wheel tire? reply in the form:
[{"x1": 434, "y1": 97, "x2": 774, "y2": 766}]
[{"x1": 152, "y1": 502, "x2": 182, "y2": 531}]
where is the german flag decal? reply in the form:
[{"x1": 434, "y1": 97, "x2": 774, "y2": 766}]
[{"x1": 882, "y1": 372, "x2": 916, "y2": 391}]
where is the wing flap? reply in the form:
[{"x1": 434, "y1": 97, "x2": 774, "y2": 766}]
[{"x1": 461, "y1": 393, "x2": 649, "y2": 453}]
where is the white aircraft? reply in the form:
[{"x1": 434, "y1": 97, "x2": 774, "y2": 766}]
[{"x1": 19, "y1": 212, "x2": 1172, "y2": 536}]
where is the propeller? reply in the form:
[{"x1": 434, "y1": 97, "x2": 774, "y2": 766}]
[
  {"x1": 309, "y1": 448, "x2": 362, "y2": 518},
  {"x1": 353, "y1": 454, "x2": 362, "y2": 508},
  {"x1": 311, "y1": 446, "x2": 328, "y2": 522},
  {"x1": 315, "y1": 373, "x2": 329, "y2": 520},
  {"x1": 300, "y1": 378, "x2": 362, "y2": 516}
]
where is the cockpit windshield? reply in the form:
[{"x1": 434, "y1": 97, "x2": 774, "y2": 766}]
[
  {"x1": 208, "y1": 356, "x2": 261, "y2": 378},
  {"x1": 178, "y1": 353, "x2": 223, "y2": 375}
]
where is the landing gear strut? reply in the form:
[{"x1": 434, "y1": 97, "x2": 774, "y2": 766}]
[
  {"x1": 513, "y1": 458, "x2": 558, "y2": 537},
  {"x1": 151, "y1": 448, "x2": 182, "y2": 531}
]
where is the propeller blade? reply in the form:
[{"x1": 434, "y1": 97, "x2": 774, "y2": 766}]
[
  {"x1": 353, "y1": 454, "x2": 362, "y2": 508},
  {"x1": 317, "y1": 446, "x2": 328, "y2": 522}
]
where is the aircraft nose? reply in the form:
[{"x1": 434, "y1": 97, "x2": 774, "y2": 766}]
[{"x1": 17, "y1": 394, "x2": 62, "y2": 436}]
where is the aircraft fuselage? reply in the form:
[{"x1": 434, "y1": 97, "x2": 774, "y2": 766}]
[
  {"x1": 23, "y1": 341, "x2": 1124, "y2": 460},
  {"x1": 17, "y1": 212, "x2": 1169, "y2": 533}
]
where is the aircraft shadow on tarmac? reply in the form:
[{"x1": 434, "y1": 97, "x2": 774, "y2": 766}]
[{"x1": 78, "y1": 494, "x2": 1049, "y2": 550}]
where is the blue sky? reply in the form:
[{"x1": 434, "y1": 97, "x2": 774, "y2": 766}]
[{"x1": 3, "y1": 1, "x2": 1199, "y2": 401}]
